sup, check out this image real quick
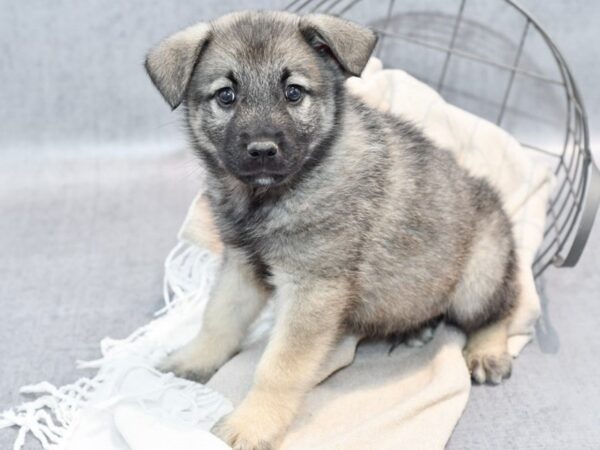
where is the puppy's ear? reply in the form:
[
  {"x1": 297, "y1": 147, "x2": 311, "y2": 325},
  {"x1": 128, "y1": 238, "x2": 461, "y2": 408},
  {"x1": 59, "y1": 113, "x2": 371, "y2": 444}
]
[
  {"x1": 299, "y1": 14, "x2": 377, "y2": 77},
  {"x1": 145, "y1": 23, "x2": 211, "y2": 109}
]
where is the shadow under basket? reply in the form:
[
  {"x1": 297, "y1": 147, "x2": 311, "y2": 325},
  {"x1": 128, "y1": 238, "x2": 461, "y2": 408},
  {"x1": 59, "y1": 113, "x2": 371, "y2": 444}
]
[{"x1": 286, "y1": 0, "x2": 600, "y2": 277}]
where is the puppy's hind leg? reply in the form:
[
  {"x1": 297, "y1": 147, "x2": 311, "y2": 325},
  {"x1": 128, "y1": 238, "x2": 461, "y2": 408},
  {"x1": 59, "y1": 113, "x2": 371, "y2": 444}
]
[
  {"x1": 448, "y1": 215, "x2": 519, "y2": 384},
  {"x1": 160, "y1": 247, "x2": 271, "y2": 383}
]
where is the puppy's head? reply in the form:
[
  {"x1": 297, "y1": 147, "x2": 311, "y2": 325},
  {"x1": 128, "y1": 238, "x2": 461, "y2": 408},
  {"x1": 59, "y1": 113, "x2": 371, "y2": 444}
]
[{"x1": 145, "y1": 11, "x2": 377, "y2": 188}]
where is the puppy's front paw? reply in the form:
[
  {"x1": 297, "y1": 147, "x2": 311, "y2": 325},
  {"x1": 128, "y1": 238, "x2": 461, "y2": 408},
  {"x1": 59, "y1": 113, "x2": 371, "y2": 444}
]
[
  {"x1": 158, "y1": 346, "x2": 219, "y2": 384},
  {"x1": 464, "y1": 348, "x2": 512, "y2": 385},
  {"x1": 212, "y1": 411, "x2": 274, "y2": 450}
]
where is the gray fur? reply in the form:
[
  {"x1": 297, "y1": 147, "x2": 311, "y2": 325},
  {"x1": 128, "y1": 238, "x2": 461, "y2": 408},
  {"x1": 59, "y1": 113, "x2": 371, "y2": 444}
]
[{"x1": 146, "y1": 11, "x2": 519, "y2": 448}]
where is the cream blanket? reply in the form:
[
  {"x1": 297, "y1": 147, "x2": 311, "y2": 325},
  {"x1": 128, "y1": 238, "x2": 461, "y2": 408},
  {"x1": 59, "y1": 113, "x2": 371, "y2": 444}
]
[{"x1": 0, "y1": 58, "x2": 554, "y2": 450}]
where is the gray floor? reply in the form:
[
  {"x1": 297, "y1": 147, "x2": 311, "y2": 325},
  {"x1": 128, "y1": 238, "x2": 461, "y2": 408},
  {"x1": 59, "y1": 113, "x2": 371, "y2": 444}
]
[{"x1": 1, "y1": 150, "x2": 599, "y2": 449}]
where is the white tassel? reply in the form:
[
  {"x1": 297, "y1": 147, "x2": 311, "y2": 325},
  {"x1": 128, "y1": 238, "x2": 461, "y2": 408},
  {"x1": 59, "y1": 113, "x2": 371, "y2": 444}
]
[{"x1": 0, "y1": 239, "x2": 221, "y2": 449}]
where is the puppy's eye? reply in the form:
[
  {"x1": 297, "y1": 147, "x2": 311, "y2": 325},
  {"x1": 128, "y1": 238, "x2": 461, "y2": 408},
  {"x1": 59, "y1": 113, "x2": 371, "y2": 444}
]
[
  {"x1": 216, "y1": 87, "x2": 236, "y2": 106},
  {"x1": 285, "y1": 85, "x2": 303, "y2": 103},
  {"x1": 313, "y1": 42, "x2": 330, "y2": 55}
]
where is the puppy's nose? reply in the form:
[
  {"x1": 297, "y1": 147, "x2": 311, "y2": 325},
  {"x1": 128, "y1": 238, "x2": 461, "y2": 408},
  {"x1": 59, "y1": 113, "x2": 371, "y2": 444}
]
[{"x1": 247, "y1": 141, "x2": 279, "y2": 159}]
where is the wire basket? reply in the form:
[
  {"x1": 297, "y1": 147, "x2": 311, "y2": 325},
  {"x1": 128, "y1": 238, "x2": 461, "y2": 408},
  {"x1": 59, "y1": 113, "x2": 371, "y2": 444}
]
[{"x1": 285, "y1": 0, "x2": 600, "y2": 277}]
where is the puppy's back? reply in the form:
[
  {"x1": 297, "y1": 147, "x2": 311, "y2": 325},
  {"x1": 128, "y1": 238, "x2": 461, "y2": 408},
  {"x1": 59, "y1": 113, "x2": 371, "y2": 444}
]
[{"x1": 343, "y1": 96, "x2": 517, "y2": 336}]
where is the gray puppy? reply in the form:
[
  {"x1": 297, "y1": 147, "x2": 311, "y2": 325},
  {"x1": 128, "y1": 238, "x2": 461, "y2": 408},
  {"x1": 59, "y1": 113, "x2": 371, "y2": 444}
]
[{"x1": 146, "y1": 11, "x2": 518, "y2": 449}]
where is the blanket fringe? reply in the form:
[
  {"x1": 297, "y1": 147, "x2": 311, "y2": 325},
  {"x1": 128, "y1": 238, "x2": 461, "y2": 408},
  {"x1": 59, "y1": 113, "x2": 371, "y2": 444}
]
[
  {"x1": 0, "y1": 376, "x2": 100, "y2": 450},
  {"x1": 0, "y1": 240, "x2": 220, "y2": 450}
]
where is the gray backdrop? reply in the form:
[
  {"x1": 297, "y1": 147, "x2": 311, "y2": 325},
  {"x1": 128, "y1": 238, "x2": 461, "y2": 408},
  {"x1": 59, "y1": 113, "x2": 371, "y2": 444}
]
[{"x1": 1, "y1": 0, "x2": 599, "y2": 159}]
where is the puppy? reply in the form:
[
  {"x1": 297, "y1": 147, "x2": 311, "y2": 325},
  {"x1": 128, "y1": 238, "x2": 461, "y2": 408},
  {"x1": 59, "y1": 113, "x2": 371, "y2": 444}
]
[{"x1": 145, "y1": 11, "x2": 518, "y2": 449}]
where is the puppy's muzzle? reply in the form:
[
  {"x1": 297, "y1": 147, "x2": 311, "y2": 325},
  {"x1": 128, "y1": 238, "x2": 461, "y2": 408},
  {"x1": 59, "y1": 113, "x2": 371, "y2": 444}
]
[
  {"x1": 241, "y1": 140, "x2": 288, "y2": 180},
  {"x1": 234, "y1": 133, "x2": 291, "y2": 186}
]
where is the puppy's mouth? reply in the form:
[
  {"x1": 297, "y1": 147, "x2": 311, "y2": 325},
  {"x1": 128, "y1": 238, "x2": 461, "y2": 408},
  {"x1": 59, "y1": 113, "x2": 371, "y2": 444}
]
[{"x1": 237, "y1": 171, "x2": 290, "y2": 188}]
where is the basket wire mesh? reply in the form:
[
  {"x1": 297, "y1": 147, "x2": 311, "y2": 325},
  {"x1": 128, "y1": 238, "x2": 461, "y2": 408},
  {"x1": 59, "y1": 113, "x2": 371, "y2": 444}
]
[{"x1": 286, "y1": 0, "x2": 600, "y2": 277}]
